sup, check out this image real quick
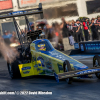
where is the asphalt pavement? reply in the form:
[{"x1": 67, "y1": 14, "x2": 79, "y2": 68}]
[{"x1": 0, "y1": 56, "x2": 100, "y2": 100}]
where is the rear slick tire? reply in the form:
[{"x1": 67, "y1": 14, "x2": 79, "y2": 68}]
[
  {"x1": 63, "y1": 60, "x2": 73, "y2": 84},
  {"x1": 93, "y1": 55, "x2": 100, "y2": 79},
  {"x1": 7, "y1": 60, "x2": 21, "y2": 79}
]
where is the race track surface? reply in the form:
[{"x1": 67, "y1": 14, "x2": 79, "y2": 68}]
[{"x1": 0, "y1": 55, "x2": 100, "y2": 100}]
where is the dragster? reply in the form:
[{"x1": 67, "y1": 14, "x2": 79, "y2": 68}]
[{"x1": 0, "y1": 3, "x2": 100, "y2": 84}]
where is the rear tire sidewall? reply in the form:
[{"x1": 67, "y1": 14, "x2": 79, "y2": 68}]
[
  {"x1": 7, "y1": 60, "x2": 21, "y2": 79},
  {"x1": 7, "y1": 63, "x2": 14, "y2": 78},
  {"x1": 93, "y1": 55, "x2": 100, "y2": 79},
  {"x1": 63, "y1": 60, "x2": 73, "y2": 84}
]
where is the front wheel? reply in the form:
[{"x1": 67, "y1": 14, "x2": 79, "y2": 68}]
[
  {"x1": 93, "y1": 55, "x2": 100, "y2": 79},
  {"x1": 63, "y1": 60, "x2": 73, "y2": 84}
]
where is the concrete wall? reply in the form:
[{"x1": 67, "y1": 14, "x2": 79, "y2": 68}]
[
  {"x1": 77, "y1": 0, "x2": 100, "y2": 18},
  {"x1": 0, "y1": 0, "x2": 100, "y2": 31},
  {"x1": 0, "y1": 0, "x2": 100, "y2": 20},
  {"x1": 0, "y1": 0, "x2": 78, "y2": 25}
]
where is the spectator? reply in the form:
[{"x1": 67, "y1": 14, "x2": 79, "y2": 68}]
[
  {"x1": 90, "y1": 18, "x2": 98, "y2": 40},
  {"x1": 2, "y1": 30, "x2": 12, "y2": 39},
  {"x1": 36, "y1": 25, "x2": 39, "y2": 30},
  {"x1": 94, "y1": 16, "x2": 100, "y2": 40},
  {"x1": 68, "y1": 33, "x2": 75, "y2": 46},
  {"x1": 61, "y1": 17, "x2": 69, "y2": 38},
  {"x1": 72, "y1": 20, "x2": 78, "y2": 42},
  {"x1": 86, "y1": 18, "x2": 91, "y2": 40},
  {"x1": 2, "y1": 30, "x2": 13, "y2": 45},
  {"x1": 52, "y1": 22, "x2": 59, "y2": 48},
  {"x1": 45, "y1": 24, "x2": 53, "y2": 41},
  {"x1": 68, "y1": 21, "x2": 73, "y2": 36},
  {"x1": 83, "y1": 18, "x2": 89, "y2": 41},
  {"x1": 86, "y1": 18, "x2": 90, "y2": 28},
  {"x1": 52, "y1": 22, "x2": 64, "y2": 50},
  {"x1": 76, "y1": 20, "x2": 84, "y2": 42}
]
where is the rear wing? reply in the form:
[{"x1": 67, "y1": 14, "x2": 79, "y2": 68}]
[
  {"x1": 0, "y1": 3, "x2": 44, "y2": 48},
  {"x1": 0, "y1": 3, "x2": 43, "y2": 19}
]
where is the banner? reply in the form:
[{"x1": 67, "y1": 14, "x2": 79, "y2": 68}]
[
  {"x1": 0, "y1": 0, "x2": 13, "y2": 10},
  {"x1": 18, "y1": 0, "x2": 64, "y2": 8},
  {"x1": 79, "y1": 41, "x2": 100, "y2": 53},
  {"x1": 18, "y1": 0, "x2": 37, "y2": 8}
]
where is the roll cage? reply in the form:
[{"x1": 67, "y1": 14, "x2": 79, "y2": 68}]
[{"x1": 0, "y1": 3, "x2": 43, "y2": 50}]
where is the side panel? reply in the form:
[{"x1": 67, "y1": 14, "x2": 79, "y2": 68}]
[
  {"x1": 31, "y1": 49, "x2": 64, "y2": 76},
  {"x1": 19, "y1": 63, "x2": 34, "y2": 77}
]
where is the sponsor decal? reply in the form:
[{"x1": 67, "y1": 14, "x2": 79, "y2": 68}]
[
  {"x1": 85, "y1": 43, "x2": 100, "y2": 51},
  {"x1": 23, "y1": 71, "x2": 30, "y2": 74},
  {"x1": 18, "y1": 0, "x2": 37, "y2": 8},
  {"x1": 37, "y1": 44, "x2": 46, "y2": 51},
  {"x1": 34, "y1": 64, "x2": 38, "y2": 68},
  {"x1": 80, "y1": 44, "x2": 84, "y2": 51},
  {"x1": 81, "y1": 66, "x2": 87, "y2": 68},
  {"x1": 37, "y1": 57, "x2": 45, "y2": 67},
  {"x1": 37, "y1": 68, "x2": 41, "y2": 72},
  {"x1": 9, "y1": 11, "x2": 24, "y2": 15},
  {"x1": 75, "y1": 64, "x2": 88, "y2": 68},
  {"x1": 57, "y1": 64, "x2": 63, "y2": 72},
  {"x1": 32, "y1": 56, "x2": 36, "y2": 61},
  {"x1": 46, "y1": 62, "x2": 52, "y2": 69},
  {"x1": 74, "y1": 43, "x2": 79, "y2": 49},
  {"x1": 49, "y1": 50, "x2": 74, "y2": 61},
  {"x1": 0, "y1": 0, "x2": 13, "y2": 10},
  {"x1": 75, "y1": 69, "x2": 100, "y2": 75},
  {"x1": 45, "y1": 69, "x2": 53, "y2": 75},
  {"x1": 22, "y1": 67, "x2": 31, "y2": 71}
]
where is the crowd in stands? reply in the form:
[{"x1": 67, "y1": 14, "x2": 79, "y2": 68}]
[
  {"x1": 2, "y1": 16, "x2": 100, "y2": 48},
  {"x1": 43, "y1": 16, "x2": 100, "y2": 47}
]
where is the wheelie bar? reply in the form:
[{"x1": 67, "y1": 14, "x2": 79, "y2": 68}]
[{"x1": 58, "y1": 67, "x2": 100, "y2": 79}]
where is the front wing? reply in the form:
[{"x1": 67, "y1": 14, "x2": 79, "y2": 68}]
[{"x1": 54, "y1": 67, "x2": 100, "y2": 83}]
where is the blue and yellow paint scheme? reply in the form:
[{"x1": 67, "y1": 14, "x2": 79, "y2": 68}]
[{"x1": 18, "y1": 39, "x2": 88, "y2": 78}]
